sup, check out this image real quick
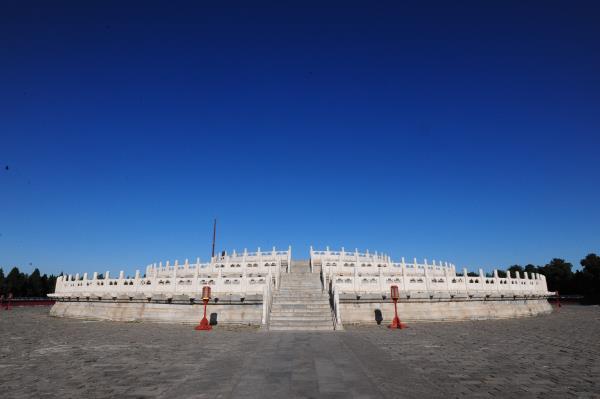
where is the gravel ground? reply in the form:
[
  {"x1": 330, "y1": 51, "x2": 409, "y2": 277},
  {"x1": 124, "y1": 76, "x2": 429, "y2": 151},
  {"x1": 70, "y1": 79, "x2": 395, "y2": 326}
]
[{"x1": 1, "y1": 305, "x2": 599, "y2": 398}]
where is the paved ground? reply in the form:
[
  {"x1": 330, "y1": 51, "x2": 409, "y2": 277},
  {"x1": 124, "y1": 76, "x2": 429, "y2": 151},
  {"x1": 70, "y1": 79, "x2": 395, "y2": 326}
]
[{"x1": 1, "y1": 305, "x2": 599, "y2": 398}]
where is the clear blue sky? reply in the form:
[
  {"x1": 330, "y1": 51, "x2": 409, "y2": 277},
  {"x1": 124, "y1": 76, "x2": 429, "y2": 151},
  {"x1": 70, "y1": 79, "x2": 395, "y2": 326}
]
[{"x1": 1, "y1": 1, "x2": 599, "y2": 276}]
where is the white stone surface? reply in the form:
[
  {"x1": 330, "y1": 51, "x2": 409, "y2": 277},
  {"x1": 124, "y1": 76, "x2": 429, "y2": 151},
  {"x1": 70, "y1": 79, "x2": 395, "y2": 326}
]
[
  {"x1": 312, "y1": 247, "x2": 552, "y2": 298},
  {"x1": 48, "y1": 245, "x2": 556, "y2": 326},
  {"x1": 50, "y1": 246, "x2": 291, "y2": 301},
  {"x1": 338, "y1": 299, "x2": 553, "y2": 324},
  {"x1": 50, "y1": 301, "x2": 263, "y2": 324}
]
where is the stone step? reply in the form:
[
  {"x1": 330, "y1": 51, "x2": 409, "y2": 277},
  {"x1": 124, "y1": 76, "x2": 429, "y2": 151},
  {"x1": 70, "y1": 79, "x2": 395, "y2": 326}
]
[
  {"x1": 270, "y1": 320, "x2": 333, "y2": 325},
  {"x1": 273, "y1": 300, "x2": 329, "y2": 305},
  {"x1": 274, "y1": 293, "x2": 328, "y2": 298},
  {"x1": 269, "y1": 320, "x2": 333, "y2": 328},
  {"x1": 270, "y1": 310, "x2": 331, "y2": 315},
  {"x1": 268, "y1": 266, "x2": 334, "y2": 331},
  {"x1": 271, "y1": 303, "x2": 331, "y2": 312},
  {"x1": 283, "y1": 279, "x2": 317, "y2": 282},
  {"x1": 270, "y1": 309, "x2": 333, "y2": 318},
  {"x1": 273, "y1": 299, "x2": 326, "y2": 304},
  {"x1": 270, "y1": 315, "x2": 333, "y2": 321},
  {"x1": 272, "y1": 301, "x2": 330, "y2": 307},
  {"x1": 273, "y1": 298, "x2": 329, "y2": 303},
  {"x1": 277, "y1": 285, "x2": 323, "y2": 288},
  {"x1": 273, "y1": 296, "x2": 329, "y2": 305},
  {"x1": 271, "y1": 309, "x2": 331, "y2": 317},
  {"x1": 269, "y1": 325, "x2": 334, "y2": 331},
  {"x1": 269, "y1": 323, "x2": 333, "y2": 330},
  {"x1": 277, "y1": 284, "x2": 322, "y2": 287},
  {"x1": 270, "y1": 313, "x2": 331, "y2": 319}
]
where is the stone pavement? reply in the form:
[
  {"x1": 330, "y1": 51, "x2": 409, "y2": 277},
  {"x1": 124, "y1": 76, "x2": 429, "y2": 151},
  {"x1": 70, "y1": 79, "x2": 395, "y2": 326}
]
[{"x1": 0, "y1": 305, "x2": 599, "y2": 398}]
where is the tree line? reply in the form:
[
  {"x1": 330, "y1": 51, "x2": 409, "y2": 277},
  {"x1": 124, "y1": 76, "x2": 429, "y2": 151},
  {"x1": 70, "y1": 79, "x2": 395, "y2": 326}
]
[
  {"x1": 0, "y1": 267, "x2": 58, "y2": 298},
  {"x1": 505, "y1": 253, "x2": 600, "y2": 304},
  {"x1": 1, "y1": 253, "x2": 599, "y2": 303}
]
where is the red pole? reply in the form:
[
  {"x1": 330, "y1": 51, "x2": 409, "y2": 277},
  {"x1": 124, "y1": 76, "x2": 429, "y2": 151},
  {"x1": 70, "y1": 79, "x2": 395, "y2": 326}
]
[
  {"x1": 195, "y1": 286, "x2": 212, "y2": 331},
  {"x1": 388, "y1": 285, "x2": 407, "y2": 329}
]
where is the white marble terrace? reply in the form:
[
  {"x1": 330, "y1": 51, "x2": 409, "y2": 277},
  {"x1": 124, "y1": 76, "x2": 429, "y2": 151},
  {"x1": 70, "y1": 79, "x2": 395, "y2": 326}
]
[
  {"x1": 50, "y1": 245, "x2": 552, "y2": 301},
  {"x1": 50, "y1": 246, "x2": 291, "y2": 300},
  {"x1": 311, "y1": 246, "x2": 552, "y2": 299}
]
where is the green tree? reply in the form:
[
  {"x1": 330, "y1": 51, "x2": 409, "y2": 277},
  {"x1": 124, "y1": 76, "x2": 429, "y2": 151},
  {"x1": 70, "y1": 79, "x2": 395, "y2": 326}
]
[
  {"x1": 524, "y1": 264, "x2": 539, "y2": 275},
  {"x1": 538, "y1": 258, "x2": 573, "y2": 294},
  {"x1": 581, "y1": 253, "x2": 600, "y2": 278},
  {"x1": 27, "y1": 268, "x2": 43, "y2": 297},
  {"x1": 580, "y1": 253, "x2": 600, "y2": 304},
  {"x1": 47, "y1": 274, "x2": 57, "y2": 296},
  {"x1": 507, "y1": 265, "x2": 523, "y2": 277},
  {"x1": 41, "y1": 274, "x2": 49, "y2": 296},
  {"x1": 5, "y1": 267, "x2": 26, "y2": 297}
]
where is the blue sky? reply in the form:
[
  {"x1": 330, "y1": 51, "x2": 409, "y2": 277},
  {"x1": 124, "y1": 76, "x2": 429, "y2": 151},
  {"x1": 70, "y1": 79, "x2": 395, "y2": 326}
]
[{"x1": 1, "y1": 1, "x2": 599, "y2": 276}]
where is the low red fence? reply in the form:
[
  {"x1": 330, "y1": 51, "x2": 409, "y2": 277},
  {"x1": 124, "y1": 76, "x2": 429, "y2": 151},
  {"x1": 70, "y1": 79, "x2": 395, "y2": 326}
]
[{"x1": 1, "y1": 298, "x2": 55, "y2": 307}]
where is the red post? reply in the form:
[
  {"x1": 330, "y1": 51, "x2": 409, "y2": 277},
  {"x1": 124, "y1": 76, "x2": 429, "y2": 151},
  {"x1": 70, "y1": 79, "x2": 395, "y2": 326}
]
[
  {"x1": 5, "y1": 293, "x2": 12, "y2": 311},
  {"x1": 388, "y1": 285, "x2": 407, "y2": 329},
  {"x1": 195, "y1": 286, "x2": 212, "y2": 331}
]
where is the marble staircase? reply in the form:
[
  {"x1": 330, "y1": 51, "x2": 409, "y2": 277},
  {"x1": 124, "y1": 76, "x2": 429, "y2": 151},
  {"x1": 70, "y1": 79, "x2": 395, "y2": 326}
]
[{"x1": 268, "y1": 260, "x2": 334, "y2": 331}]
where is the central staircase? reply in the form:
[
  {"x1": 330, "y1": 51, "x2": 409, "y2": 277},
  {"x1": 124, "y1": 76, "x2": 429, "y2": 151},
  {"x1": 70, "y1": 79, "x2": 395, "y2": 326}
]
[{"x1": 268, "y1": 260, "x2": 334, "y2": 331}]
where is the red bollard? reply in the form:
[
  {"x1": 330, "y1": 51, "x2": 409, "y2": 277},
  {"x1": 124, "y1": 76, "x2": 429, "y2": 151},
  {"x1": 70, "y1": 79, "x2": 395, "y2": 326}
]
[
  {"x1": 5, "y1": 293, "x2": 12, "y2": 311},
  {"x1": 388, "y1": 285, "x2": 407, "y2": 329},
  {"x1": 195, "y1": 286, "x2": 212, "y2": 331}
]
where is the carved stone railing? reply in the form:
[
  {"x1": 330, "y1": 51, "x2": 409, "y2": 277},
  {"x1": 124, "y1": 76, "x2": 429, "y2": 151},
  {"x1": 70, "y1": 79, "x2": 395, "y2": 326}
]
[
  {"x1": 312, "y1": 247, "x2": 552, "y2": 298},
  {"x1": 50, "y1": 246, "x2": 291, "y2": 303}
]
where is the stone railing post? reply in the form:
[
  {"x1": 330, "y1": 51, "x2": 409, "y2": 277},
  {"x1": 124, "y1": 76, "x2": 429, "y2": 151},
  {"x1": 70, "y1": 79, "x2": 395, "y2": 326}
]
[
  {"x1": 444, "y1": 268, "x2": 450, "y2": 292},
  {"x1": 478, "y1": 268, "x2": 485, "y2": 291},
  {"x1": 334, "y1": 287, "x2": 343, "y2": 330},
  {"x1": 493, "y1": 269, "x2": 500, "y2": 293},
  {"x1": 378, "y1": 266, "x2": 384, "y2": 296},
  {"x1": 257, "y1": 247, "x2": 262, "y2": 266},
  {"x1": 424, "y1": 259, "x2": 431, "y2": 294}
]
